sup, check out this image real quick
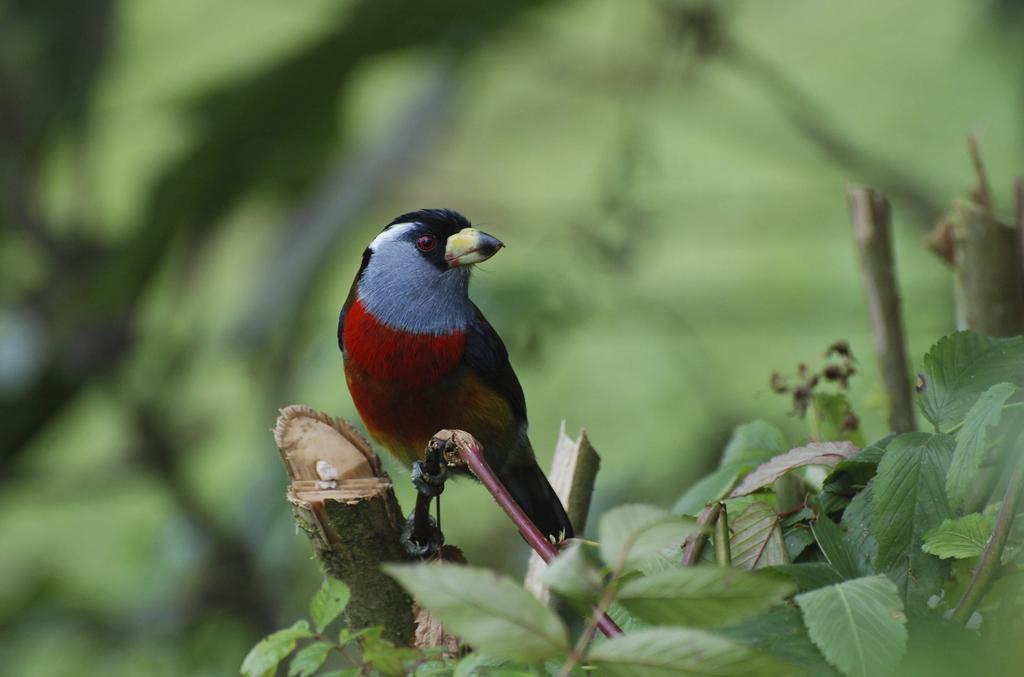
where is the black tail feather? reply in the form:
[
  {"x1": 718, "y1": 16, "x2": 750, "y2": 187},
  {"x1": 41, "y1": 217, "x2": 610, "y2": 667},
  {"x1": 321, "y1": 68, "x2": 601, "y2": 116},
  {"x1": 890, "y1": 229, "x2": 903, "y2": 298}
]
[{"x1": 499, "y1": 461, "x2": 574, "y2": 542}]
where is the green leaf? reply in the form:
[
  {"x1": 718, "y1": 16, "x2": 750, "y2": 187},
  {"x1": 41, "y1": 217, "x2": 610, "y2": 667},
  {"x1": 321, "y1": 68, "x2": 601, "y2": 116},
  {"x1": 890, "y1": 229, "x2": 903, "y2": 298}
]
[
  {"x1": 587, "y1": 627, "x2": 799, "y2": 676},
  {"x1": 795, "y1": 575, "x2": 907, "y2": 677},
  {"x1": 540, "y1": 542, "x2": 604, "y2": 601},
  {"x1": 783, "y1": 524, "x2": 815, "y2": 561},
  {"x1": 730, "y1": 502, "x2": 788, "y2": 570},
  {"x1": 673, "y1": 466, "x2": 745, "y2": 516},
  {"x1": 722, "y1": 605, "x2": 832, "y2": 672},
  {"x1": 452, "y1": 654, "x2": 533, "y2": 677},
  {"x1": 359, "y1": 627, "x2": 418, "y2": 676},
  {"x1": 384, "y1": 563, "x2": 568, "y2": 662},
  {"x1": 840, "y1": 481, "x2": 877, "y2": 573},
  {"x1": 310, "y1": 577, "x2": 351, "y2": 633},
  {"x1": 241, "y1": 620, "x2": 314, "y2": 677},
  {"x1": 922, "y1": 512, "x2": 994, "y2": 559},
  {"x1": 871, "y1": 433, "x2": 953, "y2": 606},
  {"x1": 599, "y1": 504, "x2": 696, "y2": 573},
  {"x1": 811, "y1": 516, "x2": 865, "y2": 579},
  {"x1": 720, "y1": 420, "x2": 789, "y2": 467},
  {"x1": 918, "y1": 331, "x2": 1024, "y2": 432},
  {"x1": 946, "y1": 382, "x2": 1017, "y2": 507},
  {"x1": 616, "y1": 566, "x2": 794, "y2": 629},
  {"x1": 824, "y1": 434, "x2": 895, "y2": 487},
  {"x1": 674, "y1": 422, "x2": 787, "y2": 516},
  {"x1": 767, "y1": 563, "x2": 844, "y2": 592},
  {"x1": 288, "y1": 641, "x2": 332, "y2": 677},
  {"x1": 730, "y1": 441, "x2": 859, "y2": 497},
  {"x1": 337, "y1": 627, "x2": 372, "y2": 646}
]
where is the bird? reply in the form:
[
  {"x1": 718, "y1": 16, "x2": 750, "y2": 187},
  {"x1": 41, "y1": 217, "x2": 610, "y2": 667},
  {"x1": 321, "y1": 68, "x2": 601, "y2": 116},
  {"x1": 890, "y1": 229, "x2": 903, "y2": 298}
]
[{"x1": 338, "y1": 208, "x2": 573, "y2": 543}]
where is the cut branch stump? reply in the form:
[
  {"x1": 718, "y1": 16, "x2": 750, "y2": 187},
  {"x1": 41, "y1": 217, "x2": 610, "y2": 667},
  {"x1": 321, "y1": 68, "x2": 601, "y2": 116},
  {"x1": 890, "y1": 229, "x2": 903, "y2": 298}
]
[{"x1": 274, "y1": 405, "x2": 416, "y2": 645}]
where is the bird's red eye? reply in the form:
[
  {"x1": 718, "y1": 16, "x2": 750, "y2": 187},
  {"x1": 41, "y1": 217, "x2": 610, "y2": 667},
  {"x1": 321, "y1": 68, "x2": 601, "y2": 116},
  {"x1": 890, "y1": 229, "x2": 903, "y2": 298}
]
[{"x1": 416, "y1": 235, "x2": 437, "y2": 252}]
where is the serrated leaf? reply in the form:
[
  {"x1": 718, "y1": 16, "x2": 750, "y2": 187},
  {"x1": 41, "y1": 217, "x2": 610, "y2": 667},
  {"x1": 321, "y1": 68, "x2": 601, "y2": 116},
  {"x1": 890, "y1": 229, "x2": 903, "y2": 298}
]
[
  {"x1": 241, "y1": 620, "x2": 313, "y2": 677},
  {"x1": 587, "y1": 627, "x2": 798, "y2": 676},
  {"x1": 922, "y1": 512, "x2": 994, "y2": 559},
  {"x1": 795, "y1": 575, "x2": 907, "y2": 677},
  {"x1": 730, "y1": 502, "x2": 788, "y2": 570},
  {"x1": 616, "y1": 566, "x2": 793, "y2": 629},
  {"x1": 599, "y1": 504, "x2": 696, "y2": 573},
  {"x1": 310, "y1": 577, "x2": 351, "y2": 632},
  {"x1": 288, "y1": 641, "x2": 331, "y2": 677},
  {"x1": 946, "y1": 382, "x2": 1017, "y2": 507},
  {"x1": 540, "y1": 542, "x2": 604, "y2": 601},
  {"x1": 871, "y1": 433, "x2": 952, "y2": 606},
  {"x1": 918, "y1": 331, "x2": 1024, "y2": 432},
  {"x1": 384, "y1": 564, "x2": 568, "y2": 662},
  {"x1": 812, "y1": 516, "x2": 865, "y2": 579},
  {"x1": 731, "y1": 441, "x2": 859, "y2": 497}
]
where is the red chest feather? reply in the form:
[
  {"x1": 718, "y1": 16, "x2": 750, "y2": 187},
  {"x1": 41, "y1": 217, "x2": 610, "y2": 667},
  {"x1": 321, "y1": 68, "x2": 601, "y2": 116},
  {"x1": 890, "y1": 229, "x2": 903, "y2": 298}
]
[{"x1": 342, "y1": 300, "x2": 466, "y2": 388}]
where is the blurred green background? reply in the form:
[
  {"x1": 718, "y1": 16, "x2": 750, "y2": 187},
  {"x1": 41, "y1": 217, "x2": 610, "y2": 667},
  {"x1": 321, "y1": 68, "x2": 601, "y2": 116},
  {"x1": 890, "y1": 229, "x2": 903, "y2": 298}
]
[{"x1": 2, "y1": 0, "x2": 1023, "y2": 674}]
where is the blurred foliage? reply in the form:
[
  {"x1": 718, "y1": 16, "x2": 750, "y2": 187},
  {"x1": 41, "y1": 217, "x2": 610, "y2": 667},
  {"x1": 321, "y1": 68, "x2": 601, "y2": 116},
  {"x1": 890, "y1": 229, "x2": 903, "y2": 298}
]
[{"x1": 2, "y1": 0, "x2": 1024, "y2": 674}]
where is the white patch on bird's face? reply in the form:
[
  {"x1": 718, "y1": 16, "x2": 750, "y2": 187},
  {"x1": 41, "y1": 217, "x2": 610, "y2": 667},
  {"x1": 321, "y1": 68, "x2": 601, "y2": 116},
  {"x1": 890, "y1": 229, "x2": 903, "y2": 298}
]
[
  {"x1": 369, "y1": 222, "x2": 417, "y2": 252},
  {"x1": 358, "y1": 222, "x2": 475, "y2": 335}
]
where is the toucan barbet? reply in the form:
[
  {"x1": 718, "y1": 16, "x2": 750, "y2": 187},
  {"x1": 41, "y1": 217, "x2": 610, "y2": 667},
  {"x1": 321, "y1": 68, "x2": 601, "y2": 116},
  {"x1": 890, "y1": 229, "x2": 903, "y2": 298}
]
[{"x1": 338, "y1": 209, "x2": 573, "y2": 543}]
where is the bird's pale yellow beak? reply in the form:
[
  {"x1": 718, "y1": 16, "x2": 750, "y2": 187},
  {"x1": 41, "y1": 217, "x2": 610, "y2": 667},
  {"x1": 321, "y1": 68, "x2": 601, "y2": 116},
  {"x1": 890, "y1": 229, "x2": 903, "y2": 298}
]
[{"x1": 445, "y1": 228, "x2": 504, "y2": 268}]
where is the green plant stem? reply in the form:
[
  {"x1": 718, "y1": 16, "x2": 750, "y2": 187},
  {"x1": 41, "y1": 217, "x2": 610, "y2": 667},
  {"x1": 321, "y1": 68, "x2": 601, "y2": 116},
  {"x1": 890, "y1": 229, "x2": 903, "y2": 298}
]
[
  {"x1": 714, "y1": 502, "x2": 732, "y2": 566},
  {"x1": 682, "y1": 502, "x2": 721, "y2": 566},
  {"x1": 559, "y1": 509, "x2": 657, "y2": 675},
  {"x1": 951, "y1": 442, "x2": 1024, "y2": 624},
  {"x1": 558, "y1": 582, "x2": 619, "y2": 677}
]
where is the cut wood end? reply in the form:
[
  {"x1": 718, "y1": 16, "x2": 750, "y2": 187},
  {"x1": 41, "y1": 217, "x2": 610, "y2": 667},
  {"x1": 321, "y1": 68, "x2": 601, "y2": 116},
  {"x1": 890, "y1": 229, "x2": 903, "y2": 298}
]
[{"x1": 275, "y1": 405, "x2": 380, "y2": 482}]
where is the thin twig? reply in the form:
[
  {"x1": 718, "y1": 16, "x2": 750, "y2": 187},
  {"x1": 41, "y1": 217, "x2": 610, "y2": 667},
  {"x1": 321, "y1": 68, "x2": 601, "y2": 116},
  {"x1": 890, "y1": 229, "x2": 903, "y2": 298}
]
[
  {"x1": 847, "y1": 186, "x2": 916, "y2": 432},
  {"x1": 443, "y1": 430, "x2": 623, "y2": 638},
  {"x1": 951, "y1": 438, "x2": 1024, "y2": 624}
]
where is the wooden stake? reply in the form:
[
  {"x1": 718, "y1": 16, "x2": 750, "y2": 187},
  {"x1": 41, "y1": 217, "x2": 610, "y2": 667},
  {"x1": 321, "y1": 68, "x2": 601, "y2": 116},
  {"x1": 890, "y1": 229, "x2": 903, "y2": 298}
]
[
  {"x1": 524, "y1": 422, "x2": 601, "y2": 603},
  {"x1": 847, "y1": 186, "x2": 916, "y2": 432}
]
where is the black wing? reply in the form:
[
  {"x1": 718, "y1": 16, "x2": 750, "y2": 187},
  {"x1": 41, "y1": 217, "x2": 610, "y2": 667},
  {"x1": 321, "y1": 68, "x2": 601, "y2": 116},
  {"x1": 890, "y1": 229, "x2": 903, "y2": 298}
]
[
  {"x1": 464, "y1": 304, "x2": 527, "y2": 423},
  {"x1": 338, "y1": 249, "x2": 372, "y2": 354}
]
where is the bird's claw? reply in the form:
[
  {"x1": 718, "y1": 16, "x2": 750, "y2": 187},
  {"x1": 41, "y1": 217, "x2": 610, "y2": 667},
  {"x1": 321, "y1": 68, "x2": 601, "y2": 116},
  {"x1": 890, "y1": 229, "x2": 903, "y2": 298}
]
[
  {"x1": 401, "y1": 510, "x2": 444, "y2": 558},
  {"x1": 412, "y1": 458, "x2": 447, "y2": 498}
]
